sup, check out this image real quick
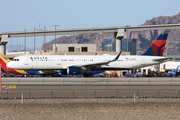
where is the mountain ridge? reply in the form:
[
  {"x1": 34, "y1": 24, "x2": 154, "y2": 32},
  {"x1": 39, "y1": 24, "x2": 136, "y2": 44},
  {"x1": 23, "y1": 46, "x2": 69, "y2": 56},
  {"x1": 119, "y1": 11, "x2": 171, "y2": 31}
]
[{"x1": 42, "y1": 12, "x2": 180, "y2": 55}]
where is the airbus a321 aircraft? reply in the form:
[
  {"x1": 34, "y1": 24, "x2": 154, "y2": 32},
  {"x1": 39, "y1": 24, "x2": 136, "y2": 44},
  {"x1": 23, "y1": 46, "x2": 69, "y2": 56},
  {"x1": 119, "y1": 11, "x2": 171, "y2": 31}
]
[
  {"x1": 0, "y1": 54, "x2": 106, "y2": 77},
  {"x1": 7, "y1": 33, "x2": 170, "y2": 77}
]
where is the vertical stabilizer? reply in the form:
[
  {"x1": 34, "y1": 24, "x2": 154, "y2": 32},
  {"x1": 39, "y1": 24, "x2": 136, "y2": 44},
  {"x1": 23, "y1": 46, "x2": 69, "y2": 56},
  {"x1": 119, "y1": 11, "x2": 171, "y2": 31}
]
[{"x1": 143, "y1": 33, "x2": 168, "y2": 56}]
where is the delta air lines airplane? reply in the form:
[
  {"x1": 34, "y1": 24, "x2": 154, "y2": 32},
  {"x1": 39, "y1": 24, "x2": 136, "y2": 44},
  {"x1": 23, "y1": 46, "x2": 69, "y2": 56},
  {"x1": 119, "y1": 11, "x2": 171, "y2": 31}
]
[
  {"x1": 0, "y1": 54, "x2": 105, "y2": 77},
  {"x1": 7, "y1": 33, "x2": 170, "y2": 77}
]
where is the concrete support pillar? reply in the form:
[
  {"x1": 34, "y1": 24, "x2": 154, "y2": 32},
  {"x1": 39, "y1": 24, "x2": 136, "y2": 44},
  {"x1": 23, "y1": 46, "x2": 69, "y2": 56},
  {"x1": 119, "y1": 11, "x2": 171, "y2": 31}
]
[
  {"x1": 115, "y1": 29, "x2": 124, "y2": 52},
  {"x1": 0, "y1": 45, "x2": 5, "y2": 55},
  {"x1": 0, "y1": 35, "x2": 8, "y2": 55},
  {"x1": 116, "y1": 39, "x2": 121, "y2": 52}
]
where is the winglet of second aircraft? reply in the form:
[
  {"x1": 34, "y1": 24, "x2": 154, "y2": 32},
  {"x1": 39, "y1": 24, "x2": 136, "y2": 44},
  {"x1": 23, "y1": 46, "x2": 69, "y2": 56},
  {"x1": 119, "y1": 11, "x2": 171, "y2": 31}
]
[{"x1": 111, "y1": 52, "x2": 121, "y2": 62}]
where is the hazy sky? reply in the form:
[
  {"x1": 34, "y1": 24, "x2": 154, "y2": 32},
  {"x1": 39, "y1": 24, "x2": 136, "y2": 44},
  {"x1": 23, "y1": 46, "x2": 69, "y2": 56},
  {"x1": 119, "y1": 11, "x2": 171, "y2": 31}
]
[{"x1": 1, "y1": 0, "x2": 180, "y2": 50}]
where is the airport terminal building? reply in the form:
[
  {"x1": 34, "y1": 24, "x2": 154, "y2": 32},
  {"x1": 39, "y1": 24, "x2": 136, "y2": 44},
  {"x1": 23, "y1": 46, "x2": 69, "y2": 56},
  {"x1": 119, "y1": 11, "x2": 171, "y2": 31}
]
[{"x1": 53, "y1": 44, "x2": 96, "y2": 52}]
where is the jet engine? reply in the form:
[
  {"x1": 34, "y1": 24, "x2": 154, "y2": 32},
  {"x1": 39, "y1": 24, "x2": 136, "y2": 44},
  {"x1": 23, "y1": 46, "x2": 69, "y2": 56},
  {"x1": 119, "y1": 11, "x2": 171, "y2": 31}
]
[{"x1": 67, "y1": 66, "x2": 81, "y2": 74}]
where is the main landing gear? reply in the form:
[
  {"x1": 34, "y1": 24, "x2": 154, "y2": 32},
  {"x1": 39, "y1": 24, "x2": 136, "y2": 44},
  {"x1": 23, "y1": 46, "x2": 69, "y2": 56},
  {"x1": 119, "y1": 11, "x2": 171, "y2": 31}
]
[{"x1": 83, "y1": 72, "x2": 93, "y2": 77}]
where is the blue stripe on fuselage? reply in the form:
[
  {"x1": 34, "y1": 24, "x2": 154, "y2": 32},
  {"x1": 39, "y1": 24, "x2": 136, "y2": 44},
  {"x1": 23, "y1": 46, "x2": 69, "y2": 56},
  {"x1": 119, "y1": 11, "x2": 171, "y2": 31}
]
[{"x1": 26, "y1": 70, "x2": 41, "y2": 75}]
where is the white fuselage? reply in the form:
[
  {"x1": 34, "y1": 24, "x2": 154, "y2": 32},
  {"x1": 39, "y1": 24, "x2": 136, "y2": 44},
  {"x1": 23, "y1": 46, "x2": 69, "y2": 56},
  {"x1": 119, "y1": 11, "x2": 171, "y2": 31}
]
[{"x1": 7, "y1": 54, "x2": 168, "y2": 70}]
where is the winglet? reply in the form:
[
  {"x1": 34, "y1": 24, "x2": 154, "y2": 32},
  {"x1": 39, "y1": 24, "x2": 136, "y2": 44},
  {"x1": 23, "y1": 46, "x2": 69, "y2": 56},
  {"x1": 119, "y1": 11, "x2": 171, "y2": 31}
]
[{"x1": 111, "y1": 52, "x2": 121, "y2": 62}]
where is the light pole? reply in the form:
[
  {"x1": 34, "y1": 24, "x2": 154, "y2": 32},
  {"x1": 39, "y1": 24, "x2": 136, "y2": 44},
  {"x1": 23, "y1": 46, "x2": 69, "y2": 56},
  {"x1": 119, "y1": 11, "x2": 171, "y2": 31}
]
[
  {"x1": 91, "y1": 29, "x2": 92, "y2": 44},
  {"x1": 52, "y1": 25, "x2": 59, "y2": 52},
  {"x1": 34, "y1": 28, "x2": 36, "y2": 53},
  {"x1": 127, "y1": 29, "x2": 129, "y2": 52},
  {"x1": 114, "y1": 28, "x2": 116, "y2": 52},
  {"x1": 44, "y1": 26, "x2": 46, "y2": 52},
  {"x1": 11, "y1": 37, "x2": 12, "y2": 52},
  {"x1": 17, "y1": 37, "x2": 18, "y2": 52},
  {"x1": 126, "y1": 25, "x2": 131, "y2": 52},
  {"x1": 75, "y1": 31, "x2": 76, "y2": 43},
  {"x1": 24, "y1": 29, "x2": 26, "y2": 54},
  {"x1": 102, "y1": 29, "x2": 104, "y2": 51}
]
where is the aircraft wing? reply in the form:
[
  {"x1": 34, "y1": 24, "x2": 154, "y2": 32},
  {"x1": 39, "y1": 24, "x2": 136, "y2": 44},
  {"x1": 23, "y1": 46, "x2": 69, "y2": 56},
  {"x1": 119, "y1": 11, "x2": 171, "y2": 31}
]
[
  {"x1": 62, "y1": 52, "x2": 121, "y2": 69},
  {"x1": 81, "y1": 52, "x2": 121, "y2": 67},
  {"x1": 154, "y1": 57, "x2": 170, "y2": 62}
]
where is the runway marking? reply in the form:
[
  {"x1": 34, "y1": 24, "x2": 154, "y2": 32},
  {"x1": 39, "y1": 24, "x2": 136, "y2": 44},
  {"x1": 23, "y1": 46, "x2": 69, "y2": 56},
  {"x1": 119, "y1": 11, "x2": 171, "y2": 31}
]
[{"x1": 87, "y1": 79, "x2": 108, "y2": 84}]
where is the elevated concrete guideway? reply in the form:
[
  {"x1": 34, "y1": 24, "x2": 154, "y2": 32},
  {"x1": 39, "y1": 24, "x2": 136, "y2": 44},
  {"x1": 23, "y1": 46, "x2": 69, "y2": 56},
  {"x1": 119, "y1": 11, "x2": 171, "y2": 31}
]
[
  {"x1": 1, "y1": 24, "x2": 180, "y2": 37},
  {"x1": 1, "y1": 24, "x2": 180, "y2": 55}
]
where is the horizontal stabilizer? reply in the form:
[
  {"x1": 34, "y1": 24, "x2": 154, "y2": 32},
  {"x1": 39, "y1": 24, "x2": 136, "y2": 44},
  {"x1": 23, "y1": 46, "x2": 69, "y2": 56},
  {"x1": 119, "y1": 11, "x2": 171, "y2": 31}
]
[{"x1": 154, "y1": 58, "x2": 170, "y2": 62}]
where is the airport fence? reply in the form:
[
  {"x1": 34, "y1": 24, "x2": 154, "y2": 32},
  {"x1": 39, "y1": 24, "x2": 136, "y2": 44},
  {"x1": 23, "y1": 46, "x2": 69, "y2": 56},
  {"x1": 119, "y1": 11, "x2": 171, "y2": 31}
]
[{"x1": 0, "y1": 78, "x2": 180, "y2": 99}]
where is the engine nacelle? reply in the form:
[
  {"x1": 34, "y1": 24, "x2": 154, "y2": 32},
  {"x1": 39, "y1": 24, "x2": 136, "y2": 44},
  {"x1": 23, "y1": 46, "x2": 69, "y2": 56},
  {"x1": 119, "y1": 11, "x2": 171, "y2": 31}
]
[{"x1": 67, "y1": 66, "x2": 81, "y2": 74}]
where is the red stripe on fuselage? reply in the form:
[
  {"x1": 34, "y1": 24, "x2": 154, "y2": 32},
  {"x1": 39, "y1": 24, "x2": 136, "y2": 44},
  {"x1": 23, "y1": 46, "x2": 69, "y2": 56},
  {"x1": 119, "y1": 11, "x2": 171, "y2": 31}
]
[{"x1": 0, "y1": 58, "x2": 23, "y2": 75}]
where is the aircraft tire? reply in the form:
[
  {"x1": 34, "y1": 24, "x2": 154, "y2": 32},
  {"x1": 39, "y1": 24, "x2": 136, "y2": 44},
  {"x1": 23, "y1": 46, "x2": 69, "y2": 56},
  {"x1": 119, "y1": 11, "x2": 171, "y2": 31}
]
[
  {"x1": 83, "y1": 73, "x2": 89, "y2": 77},
  {"x1": 89, "y1": 73, "x2": 93, "y2": 77}
]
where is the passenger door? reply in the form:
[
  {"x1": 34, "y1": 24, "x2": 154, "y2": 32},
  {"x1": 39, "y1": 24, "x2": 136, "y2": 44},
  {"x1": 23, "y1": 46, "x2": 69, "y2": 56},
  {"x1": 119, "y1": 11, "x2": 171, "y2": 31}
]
[
  {"x1": 57, "y1": 57, "x2": 61, "y2": 65},
  {"x1": 141, "y1": 57, "x2": 145, "y2": 65},
  {"x1": 24, "y1": 57, "x2": 29, "y2": 65}
]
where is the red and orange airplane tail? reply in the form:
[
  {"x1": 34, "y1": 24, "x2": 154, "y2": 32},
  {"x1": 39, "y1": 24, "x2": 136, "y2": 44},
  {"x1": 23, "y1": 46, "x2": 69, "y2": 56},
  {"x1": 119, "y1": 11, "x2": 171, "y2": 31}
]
[{"x1": 0, "y1": 54, "x2": 25, "y2": 75}]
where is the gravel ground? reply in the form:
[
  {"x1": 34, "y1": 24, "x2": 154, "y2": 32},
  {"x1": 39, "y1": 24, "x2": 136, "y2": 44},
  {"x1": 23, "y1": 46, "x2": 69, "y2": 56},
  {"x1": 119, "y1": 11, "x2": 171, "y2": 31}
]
[{"x1": 0, "y1": 98, "x2": 180, "y2": 120}]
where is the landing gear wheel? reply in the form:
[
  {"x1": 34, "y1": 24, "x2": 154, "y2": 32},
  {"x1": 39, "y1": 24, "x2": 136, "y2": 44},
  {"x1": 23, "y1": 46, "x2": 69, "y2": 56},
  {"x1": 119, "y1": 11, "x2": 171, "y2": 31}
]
[
  {"x1": 83, "y1": 73, "x2": 89, "y2": 77},
  {"x1": 89, "y1": 73, "x2": 93, "y2": 77},
  {"x1": 51, "y1": 74, "x2": 57, "y2": 77}
]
